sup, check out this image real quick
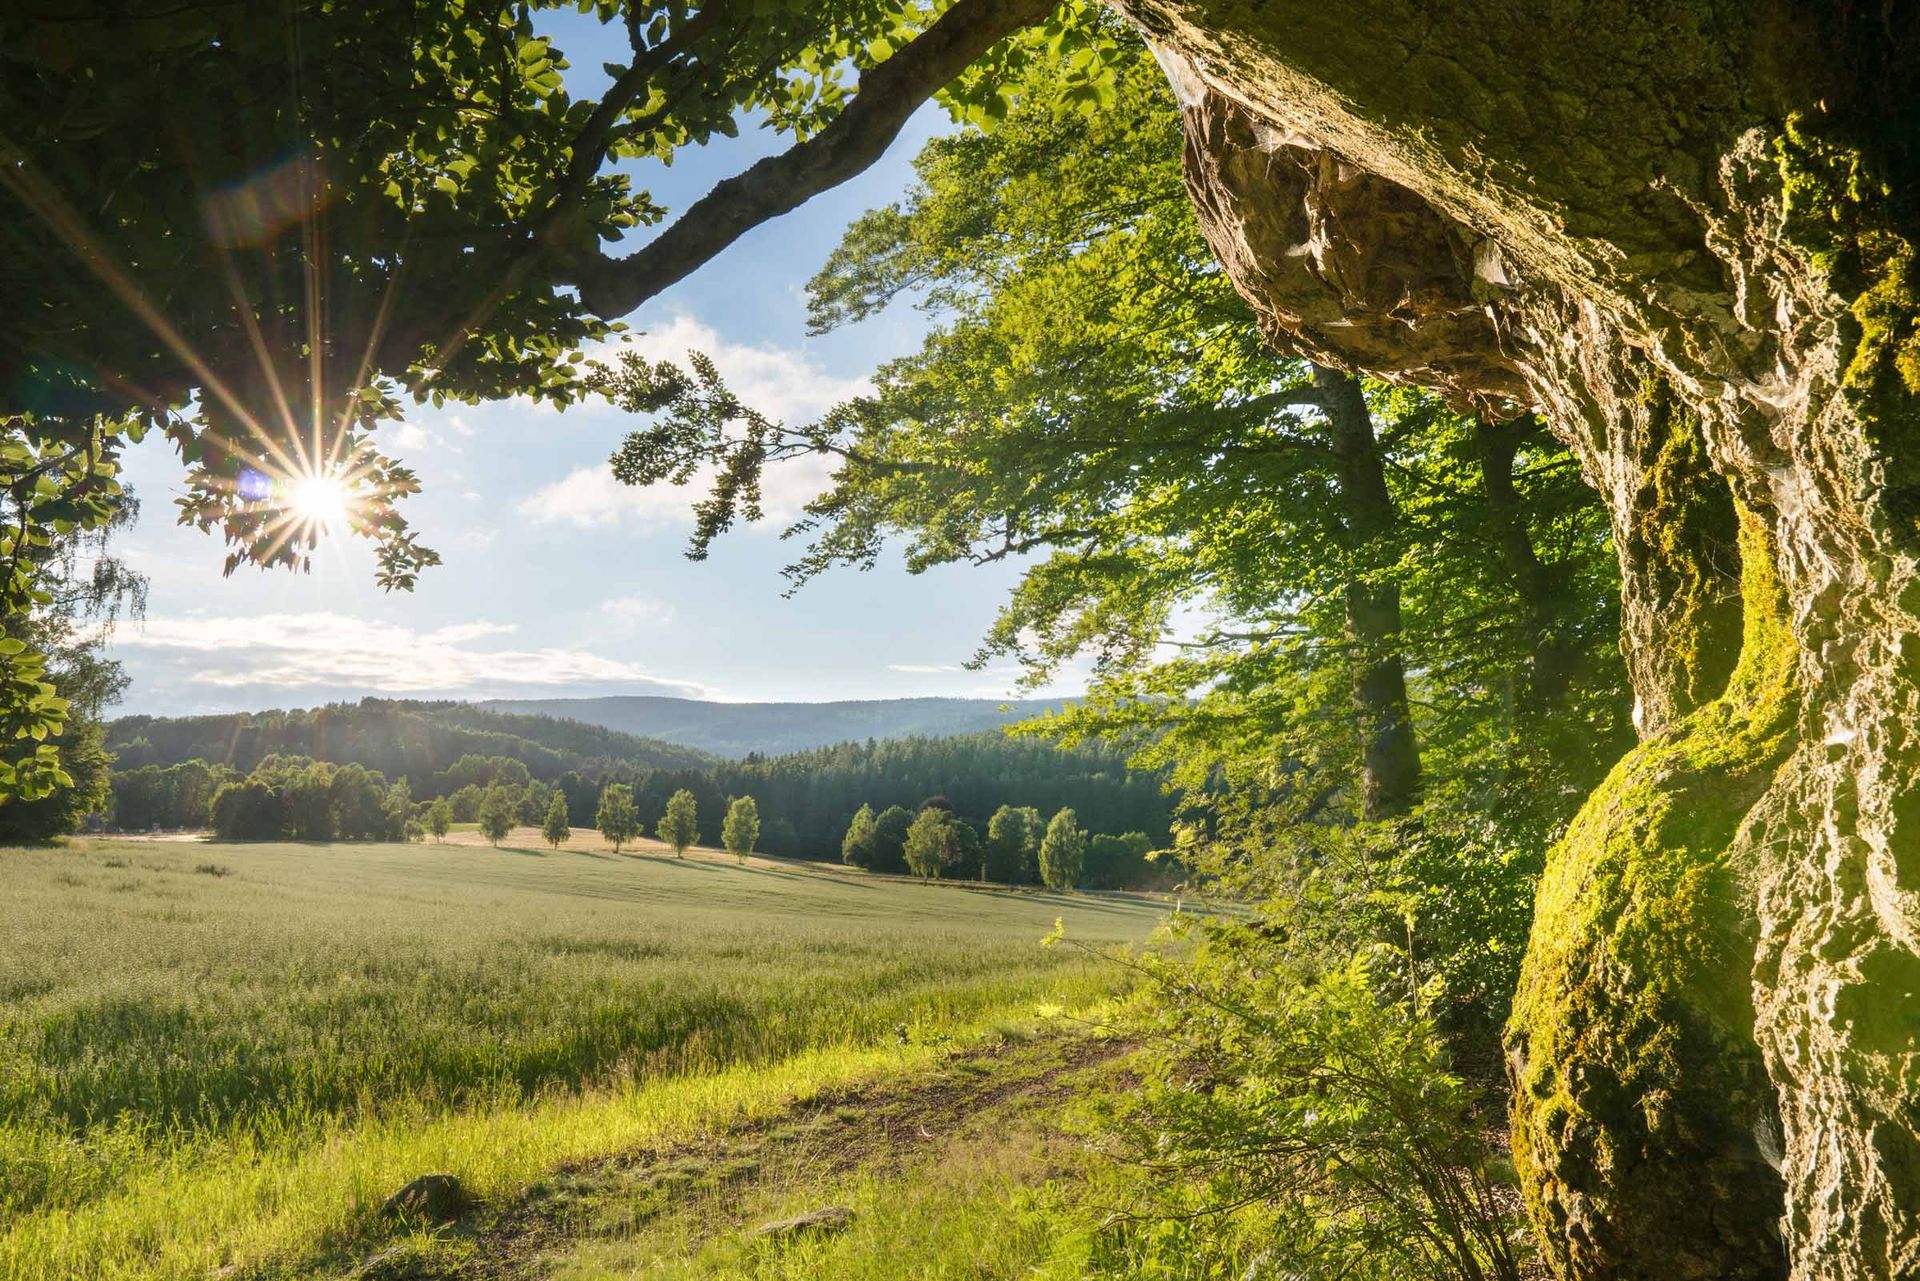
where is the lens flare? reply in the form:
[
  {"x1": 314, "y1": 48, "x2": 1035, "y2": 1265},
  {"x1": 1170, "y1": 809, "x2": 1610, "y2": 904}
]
[{"x1": 288, "y1": 471, "x2": 352, "y2": 529}]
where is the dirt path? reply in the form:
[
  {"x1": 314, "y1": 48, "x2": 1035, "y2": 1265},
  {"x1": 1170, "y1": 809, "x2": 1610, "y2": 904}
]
[{"x1": 347, "y1": 1032, "x2": 1127, "y2": 1280}]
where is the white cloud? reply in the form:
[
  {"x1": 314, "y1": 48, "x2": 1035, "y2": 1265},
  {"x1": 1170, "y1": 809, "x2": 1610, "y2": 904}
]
[
  {"x1": 111, "y1": 612, "x2": 708, "y2": 698},
  {"x1": 887, "y1": 663, "x2": 966, "y2": 674},
  {"x1": 387, "y1": 421, "x2": 432, "y2": 451},
  {"x1": 518, "y1": 312, "x2": 861, "y2": 530},
  {"x1": 601, "y1": 595, "x2": 677, "y2": 626}
]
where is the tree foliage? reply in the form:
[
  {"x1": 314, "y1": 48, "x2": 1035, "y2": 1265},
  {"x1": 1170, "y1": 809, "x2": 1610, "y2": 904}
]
[
  {"x1": 595, "y1": 781, "x2": 638, "y2": 854},
  {"x1": 902, "y1": 806, "x2": 961, "y2": 879},
  {"x1": 656, "y1": 787, "x2": 699, "y2": 856},
  {"x1": 542, "y1": 790, "x2": 571, "y2": 848},
  {"x1": 721, "y1": 795, "x2": 759, "y2": 862},
  {"x1": 1038, "y1": 807, "x2": 1085, "y2": 891},
  {"x1": 477, "y1": 784, "x2": 517, "y2": 846},
  {"x1": 427, "y1": 797, "x2": 452, "y2": 842}
]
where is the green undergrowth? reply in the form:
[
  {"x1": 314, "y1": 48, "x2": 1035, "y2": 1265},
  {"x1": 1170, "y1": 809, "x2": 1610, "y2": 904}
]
[
  {"x1": 0, "y1": 838, "x2": 1161, "y2": 1280},
  {"x1": 1507, "y1": 507, "x2": 1800, "y2": 1276}
]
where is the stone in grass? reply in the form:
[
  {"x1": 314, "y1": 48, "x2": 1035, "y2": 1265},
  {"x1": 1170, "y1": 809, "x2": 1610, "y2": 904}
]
[
  {"x1": 754, "y1": 1206, "x2": 855, "y2": 1240},
  {"x1": 381, "y1": 1172, "x2": 469, "y2": 1224}
]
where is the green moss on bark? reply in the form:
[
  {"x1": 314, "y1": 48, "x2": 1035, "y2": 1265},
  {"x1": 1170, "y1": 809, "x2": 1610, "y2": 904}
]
[
  {"x1": 1775, "y1": 114, "x2": 1920, "y2": 534},
  {"x1": 1508, "y1": 508, "x2": 1798, "y2": 1281},
  {"x1": 1625, "y1": 374, "x2": 1744, "y2": 727}
]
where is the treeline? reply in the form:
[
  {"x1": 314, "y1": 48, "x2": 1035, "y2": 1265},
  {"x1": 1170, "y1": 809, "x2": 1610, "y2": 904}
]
[
  {"x1": 108, "y1": 727, "x2": 1174, "y2": 887},
  {"x1": 713, "y1": 733, "x2": 1170, "y2": 854},
  {"x1": 844, "y1": 798, "x2": 1157, "y2": 890},
  {"x1": 204, "y1": 756, "x2": 413, "y2": 842},
  {"x1": 106, "y1": 699, "x2": 712, "y2": 781}
]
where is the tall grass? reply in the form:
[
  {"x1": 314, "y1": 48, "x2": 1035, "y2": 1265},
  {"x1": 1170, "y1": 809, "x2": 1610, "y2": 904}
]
[{"x1": 0, "y1": 838, "x2": 1158, "y2": 1279}]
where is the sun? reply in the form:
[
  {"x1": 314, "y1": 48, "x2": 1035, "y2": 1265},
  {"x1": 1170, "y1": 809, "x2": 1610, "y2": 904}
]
[{"x1": 287, "y1": 471, "x2": 352, "y2": 529}]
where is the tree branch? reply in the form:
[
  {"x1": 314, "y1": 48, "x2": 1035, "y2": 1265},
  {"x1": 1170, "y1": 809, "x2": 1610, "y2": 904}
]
[{"x1": 571, "y1": 0, "x2": 1055, "y2": 318}]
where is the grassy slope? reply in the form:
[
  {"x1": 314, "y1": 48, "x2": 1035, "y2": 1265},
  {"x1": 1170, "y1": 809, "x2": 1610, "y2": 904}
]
[{"x1": 0, "y1": 838, "x2": 1162, "y2": 1280}]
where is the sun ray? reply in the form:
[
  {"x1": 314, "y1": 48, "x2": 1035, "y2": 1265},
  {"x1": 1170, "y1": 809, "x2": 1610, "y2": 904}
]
[{"x1": 0, "y1": 136, "x2": 304, "y2": 479}]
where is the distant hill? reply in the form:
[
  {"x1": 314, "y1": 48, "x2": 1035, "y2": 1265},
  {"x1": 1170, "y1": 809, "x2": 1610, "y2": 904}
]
[
  {"x1": 106, "y1": 699, "x2": 714, "y2": 779},
  {"x1": 477, "y1": 695, "x2": 1066, "y2": 758}
]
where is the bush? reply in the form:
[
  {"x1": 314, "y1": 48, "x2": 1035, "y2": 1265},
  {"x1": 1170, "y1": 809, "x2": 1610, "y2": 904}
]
[{"x1": 1098, "y1": 918, "x2": 1526, "y2": 1281}]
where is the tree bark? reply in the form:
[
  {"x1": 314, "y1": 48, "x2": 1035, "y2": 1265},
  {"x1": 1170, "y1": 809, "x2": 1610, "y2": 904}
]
[
  {"x1": 1133, "y1": 5, "x2": 1920, "y2": 1278},
  {"x1": 1315, "y1": 364, "x2": 1422, "y2": 820},
  {"x1": 571, "y1": 0, "x2": 1054, "y2": 318},
  {"x1": 1471, "y1": 415, "x2": 1590, "y2": 722}
]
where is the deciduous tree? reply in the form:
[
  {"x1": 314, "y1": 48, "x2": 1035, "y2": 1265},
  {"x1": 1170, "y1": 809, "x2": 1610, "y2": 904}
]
[
  {"x1": 657, "y1": 788, "x2": 699, "y2": 857},
  {"x1": 841, "y1": 802, "x2": 880, "y2": 868},
  {"x1": 427, "y1": 797, "x2": 452, "y2": 843},
  {"x1": 595, "y1": 782, "x2": 638, "y2": 855},
  {"x1": 722, "y1": 795, "x2": 759, "y2": 863},
  {"x1": 903, "y1": 806, "x2": 959, "y2": 879},
  {"x1": 477, "y1": 785, "x2": 516, "y2": 847},
  {"x1": 1038, "y1": 807, "x2": 1084, "y2": 892},
  {"x1": 542, "y1": 791, "x2": 571, "y2": 849}
]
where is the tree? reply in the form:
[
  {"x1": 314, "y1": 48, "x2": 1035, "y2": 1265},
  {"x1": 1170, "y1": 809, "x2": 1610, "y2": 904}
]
[
  {"x1": 870, "y1": 805, "x2": 914, "y2": 875},
  {"x1": 1084, "y1": 831, "x2": 1155, "y2": 890},
  {"x1": 542, "y1": 791, "x2": 571, "y2": 849},
  {"x1": 903, "y1": 807, "x2": 961, "y2": 880},
  {"x1": 985, "y1": 804, "x2": 1041, "y2": 884},
  {"x1": 722, "y1": 796, "x2": 760, "y2": 863},
  {"x1": 477, "y1": 785, "x2": 516, "y2": 847},
  {"x1": 657, "y1": 788, "x2": 699, "y2": 857},
  {"x1": 210, "y1": 780, "x2": 282, "y2": 841},
  {"x1": 841, "y1": 803, "x2": 880, "y2": 868},
  {"x1": 1039, "y1": 808, "x2": 1085, "y2": 892},
  {"x1": 595, "y1": 782, "x2": 638, "y2": 855},
  {"x1": 427, "y1": 797, "x2": 452, "y2": 843}
]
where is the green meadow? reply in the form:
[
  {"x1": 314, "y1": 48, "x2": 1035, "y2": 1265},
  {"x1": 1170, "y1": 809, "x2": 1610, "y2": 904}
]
[{"x1": 0, "y1": 838, "x2": 1164, "y2": 1280}]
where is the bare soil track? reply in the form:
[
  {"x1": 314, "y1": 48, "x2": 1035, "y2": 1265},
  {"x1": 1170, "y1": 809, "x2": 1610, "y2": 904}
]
[{"x1": 345, "y1": 1031, "x2": 1127, "y2": 1280}]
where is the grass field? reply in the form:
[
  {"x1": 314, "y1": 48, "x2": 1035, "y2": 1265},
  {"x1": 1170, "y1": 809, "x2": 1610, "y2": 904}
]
[{"x1": 0, "y1": 837, "x2": 1165, "y2": 1280}]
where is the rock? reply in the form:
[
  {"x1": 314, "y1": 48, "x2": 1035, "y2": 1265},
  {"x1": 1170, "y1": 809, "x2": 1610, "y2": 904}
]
[
  {"x1": 380, "y1": 1172, "x2": 468, "y2": 1223},
  {"x1": 754, "y1": 1206, "x2": 854, "y2": 1240}
]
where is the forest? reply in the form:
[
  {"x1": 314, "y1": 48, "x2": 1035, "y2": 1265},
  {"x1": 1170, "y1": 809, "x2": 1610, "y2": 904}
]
[{"x1": 3, "y1": 3, "x2": 1916, "y2": 1280}]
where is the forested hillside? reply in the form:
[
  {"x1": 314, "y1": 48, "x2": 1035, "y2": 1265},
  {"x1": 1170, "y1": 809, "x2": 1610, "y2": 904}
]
[
  {"x1": 105, "y1": 700, "x2": 1170, "y2": 871},
  {"x1": 480, "y1": 694, "x2": 1063, "y2": 757},
  {"x1": 106, "y1": 699, "x2": 712, "y2": 779}
]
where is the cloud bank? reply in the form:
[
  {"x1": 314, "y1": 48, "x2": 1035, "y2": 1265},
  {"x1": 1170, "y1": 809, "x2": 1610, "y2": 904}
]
[{"x1": 110, "y1": 612, "x2": 708, "y2": 699}]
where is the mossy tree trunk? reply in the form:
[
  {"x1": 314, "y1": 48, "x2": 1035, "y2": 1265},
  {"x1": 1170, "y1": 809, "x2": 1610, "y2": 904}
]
[{"x1": 1125, "y1": 3, "x2": 1920, "y2": 1278}]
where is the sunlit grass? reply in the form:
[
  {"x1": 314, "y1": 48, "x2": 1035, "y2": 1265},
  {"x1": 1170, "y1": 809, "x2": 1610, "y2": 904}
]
[{"x1": 0, "y1": 838, "x2": 1159, "y2": 1280}]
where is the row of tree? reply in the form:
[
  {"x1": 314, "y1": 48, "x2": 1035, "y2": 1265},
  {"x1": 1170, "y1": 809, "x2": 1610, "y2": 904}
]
[
  {"x1": 108, "y1": 732, "x2": 1170, "y2": 886},
  {"x1": 842, "y1": 798, "x2": 1153, "y2": 891}
]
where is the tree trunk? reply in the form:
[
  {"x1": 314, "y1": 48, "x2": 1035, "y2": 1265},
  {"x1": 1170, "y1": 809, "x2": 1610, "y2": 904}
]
[
  {"x1": 1316, "y1": 364, "x2": 1423, "y2": 820},
  {"x1": 1131, "y1": 5, "x2": 1920, "y2": 1278}
]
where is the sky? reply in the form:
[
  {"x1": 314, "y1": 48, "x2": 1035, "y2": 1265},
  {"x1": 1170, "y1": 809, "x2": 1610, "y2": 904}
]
[{"x1": 102, "y1": 16, "x2": 1081, "y2": 718}]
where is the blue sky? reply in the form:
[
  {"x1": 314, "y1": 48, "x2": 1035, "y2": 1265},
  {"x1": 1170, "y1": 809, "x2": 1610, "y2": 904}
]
[{"x1": 104, "y1": 19, "x2": 1079, "y2": 718}]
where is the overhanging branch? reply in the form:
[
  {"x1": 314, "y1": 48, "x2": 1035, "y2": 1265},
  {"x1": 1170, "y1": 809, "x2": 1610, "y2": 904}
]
[{"x1": 571, "y1": 0, "x2": 1055, "y2": 318}]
